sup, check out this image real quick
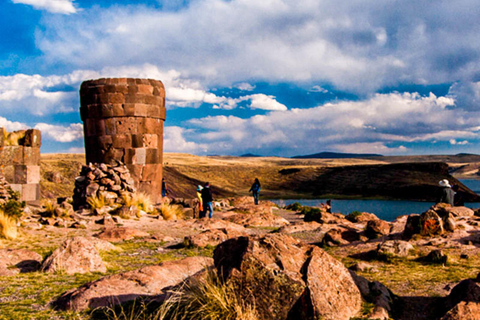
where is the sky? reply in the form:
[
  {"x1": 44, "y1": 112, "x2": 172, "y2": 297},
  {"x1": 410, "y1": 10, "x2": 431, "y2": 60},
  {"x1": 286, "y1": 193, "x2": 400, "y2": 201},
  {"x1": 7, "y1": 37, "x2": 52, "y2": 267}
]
[{"x1": 1, "y1": 0, "x2": 480, "y2": 157}]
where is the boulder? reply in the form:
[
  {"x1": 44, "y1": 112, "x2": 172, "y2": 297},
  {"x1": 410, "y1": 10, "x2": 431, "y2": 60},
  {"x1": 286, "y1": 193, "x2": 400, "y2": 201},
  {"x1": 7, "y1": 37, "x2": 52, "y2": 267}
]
[
  {"x1": 447, "y1": 206, "x2": 475, "y2": 218},
  {"x1": 346, "y1": 212, "x2": 379, "y2": 223},
  {"x1": 41, "y1": 237, "x2": 110, "y2": 275},
  {"x1": 444, "y1": 277, "x2": 480, "y2": 318},
  {"x1": 277, "y1": 221, "x2": 322, "y2": 234},
  {"x1": 441, "y1": 301, "x2": 480, "y2": 320},
  {"x1": 402, "y1": 214, "x2": 421, "y2": 240},
  {"x1": 322, "y1": 228, "x2": 360, "y2": 246},
  {"x1": 51, "y1": 256, "x2": 213, "y2": 311},
  {"x1": 184, "y1": 228, "x2": 248, "y2": 248},
  {"x1": 96, "y1": 227, "x2": 150, "y2": 242},
  {"x1": 377, "y1": 240, "x2": 414, "y2": 258},
  {"x1": 0, "y1": 249, "x2": 42, "y2": 275},
  {"x1": 349, "y1": 262, "x2": 378, "y2": 273},
  {"x1": 424, "y1": 249, "x2": 449, "y2": 264},
  {"x1": 365, "y1": 219, "x2": 390, "y2": 239},
  {"x1": 213, "y1": 234, "x2": 362, "y2": 320}
]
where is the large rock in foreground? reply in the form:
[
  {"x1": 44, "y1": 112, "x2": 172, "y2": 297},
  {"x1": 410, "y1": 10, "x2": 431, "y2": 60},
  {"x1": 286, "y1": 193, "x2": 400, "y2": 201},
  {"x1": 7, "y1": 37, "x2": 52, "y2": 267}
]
[
  {"x1": 213, "y1": 234, "x2": 362, "y2": 320},
  {"x1": 51, "y1": 256, "x2": 213, "y2": 311},
  {"x1": 0, "y1": 249, "x2": 42, "y2": 276},
  {"x1": 41, "y1": 237, "x2": 108, "y2": 274}
]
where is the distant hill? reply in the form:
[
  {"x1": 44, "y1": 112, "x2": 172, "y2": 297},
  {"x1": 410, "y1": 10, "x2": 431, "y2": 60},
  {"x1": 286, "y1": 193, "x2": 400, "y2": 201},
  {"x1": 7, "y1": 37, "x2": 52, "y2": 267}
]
[
  {"x1": 292, "y1": 152, "x2": 383, "y2": 159},
  {"x1": 240, "y1": 153, "x2": 262, "y2": 157}
]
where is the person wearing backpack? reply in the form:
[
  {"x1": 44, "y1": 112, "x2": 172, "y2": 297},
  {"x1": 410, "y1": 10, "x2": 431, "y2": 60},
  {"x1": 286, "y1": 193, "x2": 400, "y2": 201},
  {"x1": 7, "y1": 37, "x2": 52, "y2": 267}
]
[{"x1": 249, "y1": 178, "x2": 261, "y2": 205}]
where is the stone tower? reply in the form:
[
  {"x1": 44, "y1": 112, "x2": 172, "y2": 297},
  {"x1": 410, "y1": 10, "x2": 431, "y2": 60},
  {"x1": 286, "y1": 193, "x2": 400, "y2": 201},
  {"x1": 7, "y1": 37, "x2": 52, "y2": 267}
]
[{"x1": 80, "y1": 78, "x2": 166, "y2": 203}]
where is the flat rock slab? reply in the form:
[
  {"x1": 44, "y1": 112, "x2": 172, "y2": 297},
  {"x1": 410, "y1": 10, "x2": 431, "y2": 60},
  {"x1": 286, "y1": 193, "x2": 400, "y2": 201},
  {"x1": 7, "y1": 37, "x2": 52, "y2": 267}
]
[
  {"x1": 184, "y1": 227, "x2": 249, "y2": 248},
  {"x1": 96, "y1": 227, "x2": 150, "y2": 242},
  {"x1": 0, "y1": 249, "x2": 42, "y2": 275},
  {"x1": 51, "y1": 256, "x2": 213, "y2": 311},
  {"x1": 227, "y1": 211, "x2": 290, "y2": 228}
]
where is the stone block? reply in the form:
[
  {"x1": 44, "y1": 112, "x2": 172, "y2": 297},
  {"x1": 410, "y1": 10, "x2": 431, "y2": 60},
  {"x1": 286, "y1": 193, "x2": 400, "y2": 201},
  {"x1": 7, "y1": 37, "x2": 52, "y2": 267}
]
[
  {"x1": 97, "y1": 135, "x2": 113, "y2": 149},
  {"x1": 23, "y1": 147, "x2": 40, "y2": 166},
  {"x1": 112, "y1": 104, "x2": 125, "y2": 117},
  {"x1": 115, "y1": 118, "x2": 138, "y2": 135},
  {"x1": 24, "y1": 130, "x2": 41, "y2": 148},
  {"x1": 100, "y1": 104, "x2": 115, "y2": 118},
  {"x1": 131, "y1": 134, "x2": 158, "y2": 148},
  {"x1": 137, "y1": 84, "x2": 154, "y2": 95},
  {"x1": 87, "y1": 104, "x2": 100, "y2": 118},
  {"x1": 146, "y1": 104, "x2": 160, "y2": 118},
  {"x1": 95, "y1": 119, "x2": 106, "y2": 136},
  {"x1": 159, "y1": 106, "x2": 166, "y2": 120},
  {"x1": 123, "y1": 103, "x2": 136, "y2": 116},
  {"x1": 3, "y1": 165, "x2": 14, "y2": 183},
  {"x1": 139, "y1": 118, "x2": 162, "y2": 134},
  {"x1": 134, "y1": 104, "x2": 148, "y2": 117},
  {"x1": 104, "y1": 85, "x2": 117, "y2": 93},
  {"x1": 135, "y1": 148, "x2": 146, "y2": 165},
  {"x1": 145, "y1": 148, "x2": 159, "y2": 164},
  {"x1": 104, "y1": 118, "x2": 116, "y2": 135},
  {"x1": 10, "y1": 184, "x2": 22, "y2": 195},
  {"x1": 14, "y1": 165, "x2": 40, "y2": 184},
  {"x1": 141, "y1": 164, "x2": 160, "y2": 181},
  {"x1": 112, "y1": 134, "x2": 132, "y2": 149},
  {"x1": 19, "y1": 184, "x2": 40, "y2": 202},
  {"x1": 85, "y1": 118, "x2": 97, "y2": 137}
]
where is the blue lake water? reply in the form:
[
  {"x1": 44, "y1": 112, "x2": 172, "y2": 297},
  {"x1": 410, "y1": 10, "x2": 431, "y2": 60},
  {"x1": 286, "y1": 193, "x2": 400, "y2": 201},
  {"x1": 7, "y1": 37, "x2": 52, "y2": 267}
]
[{"x1": 271, "y1": 179, "x2": 480, "y2": 222}]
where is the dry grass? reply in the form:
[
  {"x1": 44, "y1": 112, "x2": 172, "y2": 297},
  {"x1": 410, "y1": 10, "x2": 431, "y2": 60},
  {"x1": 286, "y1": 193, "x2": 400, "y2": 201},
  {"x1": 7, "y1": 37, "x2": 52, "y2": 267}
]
[
  {"x1": 0, "y1": 210, "x2": 18, "y2": 239},
  {"x1": 42, "y1": 199, "x2": 58, "y2": 217},
  {"x1": 121, "y1": 192, "x2": 154, "y2": 214},
  {"x1": 87, "y1": 194, "x2": 107, "y2": 210},
  {"x1": 158, "y1": 204, "x2": 184, "y2": 221}
]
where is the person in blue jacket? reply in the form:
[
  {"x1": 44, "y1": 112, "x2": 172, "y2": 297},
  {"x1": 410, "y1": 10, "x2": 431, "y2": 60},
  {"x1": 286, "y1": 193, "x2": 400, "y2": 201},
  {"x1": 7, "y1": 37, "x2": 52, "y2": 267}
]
[{"x1": 249, "y1": 178, "x2": 261, "y2": 205}]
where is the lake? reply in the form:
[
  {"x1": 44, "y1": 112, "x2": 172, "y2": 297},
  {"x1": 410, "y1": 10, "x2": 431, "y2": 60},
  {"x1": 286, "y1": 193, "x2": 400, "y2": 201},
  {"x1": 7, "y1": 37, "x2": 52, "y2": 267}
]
[{"x1": 271, "y1": 179, "x2": 480, "y2": 222}]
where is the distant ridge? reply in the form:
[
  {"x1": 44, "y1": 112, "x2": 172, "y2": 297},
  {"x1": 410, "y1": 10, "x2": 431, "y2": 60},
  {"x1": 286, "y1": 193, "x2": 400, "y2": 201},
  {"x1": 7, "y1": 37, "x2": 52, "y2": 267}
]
[
  {"x1": 240, "y1": 153, "x2": 262, "y2": 157},
  {"x1": 292, "y1": 151, "x2": 383, "y2": 159}
]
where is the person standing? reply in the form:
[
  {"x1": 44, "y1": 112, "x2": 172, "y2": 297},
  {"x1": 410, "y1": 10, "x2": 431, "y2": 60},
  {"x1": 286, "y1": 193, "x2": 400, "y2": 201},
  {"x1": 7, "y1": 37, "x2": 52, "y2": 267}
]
[
  {"x1": 438, "y1": 179, "x2": 455, "y2": 205},
  {"x1": 196, "y1": 185, "x2": 204, "y2": 218},
  {"x1": 161, "y1": 178, "x2": 168, "y2": 197},
  {"x1": 201, "y1": 182, "x2": 213, "y2": 218},
  {"x1": 249, "y1": 178, "x2": 261, "y2": 205}
]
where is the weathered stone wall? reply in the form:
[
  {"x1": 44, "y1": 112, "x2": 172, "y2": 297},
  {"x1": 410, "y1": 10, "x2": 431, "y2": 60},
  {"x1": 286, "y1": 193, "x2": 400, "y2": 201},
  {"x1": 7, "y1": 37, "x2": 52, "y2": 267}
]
[
  {"x1": 0, "y1": 128, "x2": 41, "y2": 202},
  {"x1": 80, "y1": 78, "x2": 166, "y2": 203}
]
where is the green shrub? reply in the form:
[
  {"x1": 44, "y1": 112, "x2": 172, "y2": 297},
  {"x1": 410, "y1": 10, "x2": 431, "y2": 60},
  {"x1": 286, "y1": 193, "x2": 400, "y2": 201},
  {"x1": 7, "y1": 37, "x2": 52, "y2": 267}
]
[
  {"x1": 345, "y1": 211, "x2": 362, "y2": 222},
  {"x1": 285, "y1": 202, "x2": 303, "y2": 212},
  {"x1": 1, "y1": 189, "x2": 25, "y2": 219},
  {"x1": 302, "y1": 206, "x2": 323, "y2": 222}
]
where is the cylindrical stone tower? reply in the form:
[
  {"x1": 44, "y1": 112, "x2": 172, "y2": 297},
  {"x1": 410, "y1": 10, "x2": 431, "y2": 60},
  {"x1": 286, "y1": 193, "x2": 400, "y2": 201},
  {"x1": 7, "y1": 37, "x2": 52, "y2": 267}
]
[{"x1": 80, "y1": 78, "x2": 166, "y2": 203}]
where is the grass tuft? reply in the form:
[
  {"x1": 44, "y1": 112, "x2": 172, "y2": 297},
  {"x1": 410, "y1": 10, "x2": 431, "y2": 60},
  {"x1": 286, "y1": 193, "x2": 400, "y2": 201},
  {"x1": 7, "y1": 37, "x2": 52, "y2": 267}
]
[
  {"x1": 87, "y1": 194, "x2": 107, "y2": 210},
  {"x1": 158, "y1": 204, "x2": 184, "y2": 221},
  {"x1": 0, "y1": 209, "x2": 17, "y2": 239},
  {"x1": 121, "y1": 192, "x2": 154, "y2": 214}
]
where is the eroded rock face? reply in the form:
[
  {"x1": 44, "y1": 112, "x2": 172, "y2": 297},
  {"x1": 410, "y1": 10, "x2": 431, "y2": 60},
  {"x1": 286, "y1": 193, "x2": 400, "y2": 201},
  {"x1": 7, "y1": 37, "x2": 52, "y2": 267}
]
[
  {"x1": 51, "y1": 256, "x2": 213, "y2": 311},
  {"x1": 213, "y1": 234, "x2": 362, "y2": 320},
  {"x1": 41, "y1": 237, "x2": 107, "y2": 274}
]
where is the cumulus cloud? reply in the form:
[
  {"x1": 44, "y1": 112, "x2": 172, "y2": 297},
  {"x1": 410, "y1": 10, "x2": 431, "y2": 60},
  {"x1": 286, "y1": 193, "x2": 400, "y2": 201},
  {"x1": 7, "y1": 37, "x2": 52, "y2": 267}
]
[
  {"x1": 164, "y1": 126, "x2": 208, "y2": 153},
  {"x1": 183, "y1": 92, "x2": 480, "y2": 156},
  {"x1": 34, "y1": 123, "x2": 83, "y2": 142},
  {"x1": 0, "y1": 117, "x2": 28, "y2": 132},
  {"x1": 245, "y1": 94, "x2": 287, "y2": 111},
  {"x1": 34, "y1": 0, "x2": 480, "y2": 91},
  {"x1": 12, "y1": 0, "x2": 77, "y2": 14}
]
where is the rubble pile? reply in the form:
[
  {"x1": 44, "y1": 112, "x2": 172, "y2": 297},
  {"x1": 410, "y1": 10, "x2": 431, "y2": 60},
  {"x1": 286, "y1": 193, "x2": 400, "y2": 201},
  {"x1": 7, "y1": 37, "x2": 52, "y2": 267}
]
[{"x1": 73, "y1": 161, "x2": 136, "y2": 210}]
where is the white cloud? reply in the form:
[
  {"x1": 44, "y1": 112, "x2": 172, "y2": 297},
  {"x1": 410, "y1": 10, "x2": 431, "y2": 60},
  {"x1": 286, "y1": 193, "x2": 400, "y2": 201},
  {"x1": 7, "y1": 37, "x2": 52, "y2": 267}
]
[
  {"x1": 164, "y1": 126, "x2": 208, "y2": 153},
  {"x1": 183, "y1": 92, "x2": 480, "y2": 156},
  {"x1": 0, "y1": 117, "x2": 28, "y2": 132},
  {"x1": 34, "y1": 0, "x2": 480, "y2": 92},
  {"x1": 235, "y1": 83, "x2": 256, "y2": 91},
  {"x1": 245, "y1": 94, "x2": 287, "y2": 111},
  {"x1": 34, "y1": 123, "x2": 83, "y2": 142},
  {"x1": 310, "y1": 85, "x2": 328, "y2": 93},
  {"x1": 12, "y1": 0, "x2": 76, "y2": 14},
  {"x1": 449, "y1": 139, "x2": 469, "y2": 145}
]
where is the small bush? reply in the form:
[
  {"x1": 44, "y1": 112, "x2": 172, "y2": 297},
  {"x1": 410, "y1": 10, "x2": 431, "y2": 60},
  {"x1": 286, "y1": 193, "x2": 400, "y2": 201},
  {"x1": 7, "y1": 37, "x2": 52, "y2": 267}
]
[
  {"x1": 285, "y1": 202, "x2": 303, "y2": 212},
  {"x1": 0, "y1": 189, "x2": 25, "y2": 219},
  {"x1": 302, "y1": 206, "x2": 322, "y2": 222},
  {"x1": 158, "y1": 204, "x2": 184, "y2": 221},
  {"x1": 42, "y1": 199, "x2": 57, "y2": 217},
  {"x1": 0, "y1": 210, "x2": 17, "y2": 240},
  {"x1": 345, "y1": 211, "x2": 362, "y2": 222},
  {"x1": 87, "y1": 194, "x2": 106, "y2": 210}
]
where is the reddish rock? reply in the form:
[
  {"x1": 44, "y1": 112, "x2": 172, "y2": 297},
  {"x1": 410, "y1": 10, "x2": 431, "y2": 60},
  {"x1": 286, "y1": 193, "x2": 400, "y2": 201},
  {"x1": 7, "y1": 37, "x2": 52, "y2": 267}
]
[
  {"x1": 278, "y1": 221, "x2": 322, "y2": 234},
  {"x1": 51, "y1": 256, "x2": 213, "y2": 311},
  {"x1": 96, "y1": 227, "x2": 150, "y2": 242},
  {"x1": 447, "y1": 206, "x2": 475, "y2": 218},
  {"x1": 421, "y1": 210, "x2": 444, "y2": 236},
  {"x1": 441, "y1": 301, "x2": 480, "y2": 320},
  {"x1": 213, "y1": 234, "x2": 361, "y2": 320},
  {"x1": 445, "y1": 277, "x2": 480, "y2": 315},
  {"x1": 41, "y1": 237, "x2": 107, "y2": 274},
  {"x1": 346, "y1": 212, "x2": 379, "y2": 223},
  {"x1": 184, "y1": 228, "x2": 248, "y2": 248},
  {"x1": 365, "y1": 219, "x2": 391, "y2": 239},
  {"x1": 227, "y1": 211, "x2": 289, "y2": 227}
]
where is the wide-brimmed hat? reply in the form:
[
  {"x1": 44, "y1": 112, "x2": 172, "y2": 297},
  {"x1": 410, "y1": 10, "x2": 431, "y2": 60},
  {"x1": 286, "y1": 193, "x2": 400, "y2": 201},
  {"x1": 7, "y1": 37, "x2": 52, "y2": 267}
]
[
  {"x1": 197, "y1": 185, "x2": 203, "y2": 191},
  {"x1": 439, "y1": 179, "x2": 451, "y2": 188}
]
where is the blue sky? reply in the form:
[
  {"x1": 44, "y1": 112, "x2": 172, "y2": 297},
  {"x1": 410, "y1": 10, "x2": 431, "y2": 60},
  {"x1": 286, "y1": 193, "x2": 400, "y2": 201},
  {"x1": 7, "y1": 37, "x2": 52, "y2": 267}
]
[{"x1": 1, "y1": 0, "x2": 480, "y2": 156}]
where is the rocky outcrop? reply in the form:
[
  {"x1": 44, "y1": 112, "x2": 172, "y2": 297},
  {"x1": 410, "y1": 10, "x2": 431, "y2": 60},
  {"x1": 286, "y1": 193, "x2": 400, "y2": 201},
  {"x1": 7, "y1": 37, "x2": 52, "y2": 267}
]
[
  {"x1": 277, "y1": 221, "x2": 323, "y2": 234},
  {"x1": 51, "y1": 256, "x2": 213, "y2": 311},
  {"x1": 441, "y1": 301, "x2": 480, "y2": 320},
  {"x1": 73, "y1": 161, "x2": 136, "y2": 210},
  {"x1": 227, "y1": 211, "x2": 289, "y2": 228},
  {"x1": 41, "y1": 237, "x2": 110, "y2": 274},
  {"x1": 365, "y1": 219, "x2": 391, "y2": 239},
  {"x1": 213, "y1": 234, "x2": 362, "y2": 320},
  {"x1": 377, "y1": 240, "x2": 414, "y2": 258},
  {"x1": 442, "y1": 275, "x2": 480, "y2": 319}
]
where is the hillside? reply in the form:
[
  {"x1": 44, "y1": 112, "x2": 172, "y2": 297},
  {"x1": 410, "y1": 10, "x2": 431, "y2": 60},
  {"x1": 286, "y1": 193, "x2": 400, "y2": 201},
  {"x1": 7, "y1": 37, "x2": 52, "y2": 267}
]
[{"x1": 40, "y1": 153, "x2": 480, "y2": 201}]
